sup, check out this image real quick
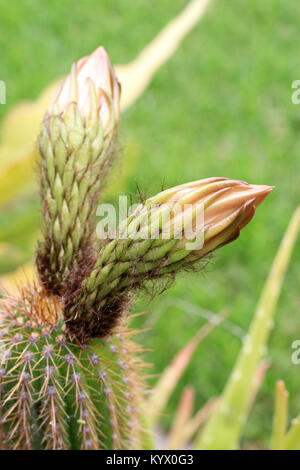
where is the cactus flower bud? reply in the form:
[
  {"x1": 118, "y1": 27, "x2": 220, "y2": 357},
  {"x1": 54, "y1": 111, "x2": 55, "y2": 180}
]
[
  {"x1": 37, "y1": 47, "x2": 121, "y2": 296},
  {"x1": 66, "y1": 177, "x2": 273, "y2": 340},
  {"x1": 51, "y1": 46, "x2": 120, "y2": 134},
  {"x1": 144, "y1": 177, "x2": 273, "y2": 262}
]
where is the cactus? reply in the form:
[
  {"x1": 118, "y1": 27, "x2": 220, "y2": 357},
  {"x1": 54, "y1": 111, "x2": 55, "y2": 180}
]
[
  {"x1": 0, "y1": 286, "x2": 145, "y2": 450},
  {"x1": 0, "y1": 46, "x2": 272, "y2": 450}
]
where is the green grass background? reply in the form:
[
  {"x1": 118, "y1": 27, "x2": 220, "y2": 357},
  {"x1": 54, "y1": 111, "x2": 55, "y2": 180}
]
[{"x1": 1, "y1": 0, "x2": 300, "y2": 446}]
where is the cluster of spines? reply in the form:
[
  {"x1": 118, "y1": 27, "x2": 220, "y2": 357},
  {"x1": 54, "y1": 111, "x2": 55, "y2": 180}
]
[{"x1": 0, "y1": 287, "x2": 147, "y2": 450}]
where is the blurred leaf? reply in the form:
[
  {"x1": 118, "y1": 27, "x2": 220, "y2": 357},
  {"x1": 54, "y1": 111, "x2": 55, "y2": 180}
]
[
  {"x1": 196, "y1": 207, "x2": 300, "y2": 450},
  {"x1": 0, "y1": 80, "x2": 59, "y2": 206},
  {"x1": 137, "y1": 408, "x2": 156, "y2": 451},
  {"x1": 0, "y1": 153, "x2": 37, "y2": 207},
  {"x1": 271, "y1": 380, "x2": 289, "y2": 450},
  {"x1": 180, "y1": 397, "x2": 218, "y2": 449},
  {"x1": 117, "y1": 0, "x2": 211, "y2": 111},
  {"x1": 285, "y1": 416, "x2": 300, "y2": 450},
  {"x1": 248, "y1": 360, "x2": 271, "y2": 410},
  {"x1": 167, "y1": 386, "x2": 195, "y2": 450},
  {"x1": 176, "y1": 361, "x2": 268, "y2": 450},
  {"x1": 0, "y1": 196, "x2": 40, "y2": 275},
  {"x1": 0, "y1": 242, "x2": 28, "y2": 275},
  {"x1": 148, "y1": 309, "x2": 228, "y2": 428}
]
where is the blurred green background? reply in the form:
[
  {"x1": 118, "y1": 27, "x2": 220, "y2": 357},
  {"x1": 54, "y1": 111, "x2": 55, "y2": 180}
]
[{"x1": 0, "y1": 0, "x2": 299, "y2": 447}]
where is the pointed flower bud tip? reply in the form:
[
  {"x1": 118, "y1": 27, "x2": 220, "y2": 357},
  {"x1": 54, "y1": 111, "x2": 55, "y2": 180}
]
[
  {"x1": 145, "y1": 177, "x2": 273, "y2": 258},
  {"x1": 51, "y1": 46, "x2": 121, "y2": 131}
]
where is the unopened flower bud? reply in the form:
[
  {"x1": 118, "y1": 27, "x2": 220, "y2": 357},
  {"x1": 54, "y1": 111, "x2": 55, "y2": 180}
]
[
  {"x1": 37, "y1": 46, "x2": 121, "y2": 295},
  {"x1": 51, "y1": 46, "x2": 120, "y2": 136},
  {"x1": 144, "y1": 177, "x2": 273, "y2": 263},
  {"x1": 66, "y1": 177, "x2": 273, "y2": 340}
]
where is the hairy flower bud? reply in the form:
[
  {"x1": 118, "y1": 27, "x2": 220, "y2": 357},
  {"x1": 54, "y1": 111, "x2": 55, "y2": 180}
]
[
  {"x1": 65, "y1": 177, "x2": 273, "y2": 340},
  {"x1": 51, "y1": 46, "x2": 120, "y2": 134},
  {"x1": 37, "y1": 47, "x2": 121, "y2": 295},
  {"x1": 143, "y1": 177, "x2": 273, "y2": 263}
]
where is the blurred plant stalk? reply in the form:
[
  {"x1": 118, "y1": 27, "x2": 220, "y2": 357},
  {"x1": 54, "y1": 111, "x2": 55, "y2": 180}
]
[
  {"x1": 270, "y1": 379, "x2": 300, "y2": 450},
  {"x1": 271, "y1": 380, "x2": 289, "y2": 450},
  {"x1": 118, "y1": 0, "x2": 212, "y2": 110},
  {"x1": 148, "y1": 311, "x2": 228, "y2": 430}
]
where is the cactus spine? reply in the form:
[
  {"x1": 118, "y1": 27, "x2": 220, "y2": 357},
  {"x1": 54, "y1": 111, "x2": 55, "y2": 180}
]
[{"x1": 0, "y1": 287, "x2": 145, "y2": 449}]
